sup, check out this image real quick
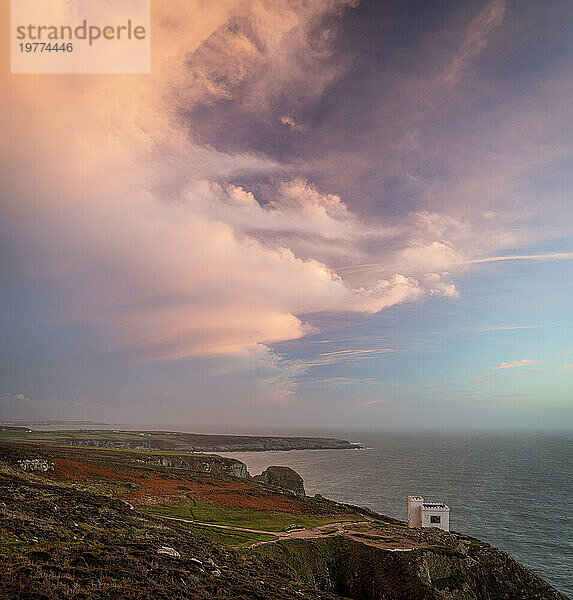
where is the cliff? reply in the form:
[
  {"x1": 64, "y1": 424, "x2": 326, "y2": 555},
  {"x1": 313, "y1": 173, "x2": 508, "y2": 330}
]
[
  {"x1": 0, "y1": 441, "x2": 567, "y2": 600},
  {"x1": 0, "y1": 441, "x2": 249, "y2": 479},
  {"x1": 134, "y1": 453, "x2": 248, "y2": 479},
  {"x1": 253, "y1": 536, "x2": 568, "y2": 600}
]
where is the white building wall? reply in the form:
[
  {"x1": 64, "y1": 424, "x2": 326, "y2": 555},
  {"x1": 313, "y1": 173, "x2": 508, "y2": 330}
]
[
  {"x1": 421, "y1": 505, "x2": 450, "y2": 532},
  {"x1": 408, "y1": 495, "x2": 424, "y2": 528}
]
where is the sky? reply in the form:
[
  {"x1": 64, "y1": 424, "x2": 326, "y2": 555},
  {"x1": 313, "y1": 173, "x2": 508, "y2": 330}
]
[{"x1": 1, "y1": 0, "x2": 573, "y2": 432}]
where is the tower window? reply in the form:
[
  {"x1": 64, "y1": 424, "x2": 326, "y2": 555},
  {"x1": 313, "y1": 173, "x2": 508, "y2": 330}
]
[{"x1": 430, "y1": 515, "x2": 441, "y2": 524}]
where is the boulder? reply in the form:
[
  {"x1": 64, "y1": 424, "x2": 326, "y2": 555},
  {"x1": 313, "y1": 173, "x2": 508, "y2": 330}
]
[
  {"x1": 253, "y1": 466, "x2": 305, "y2": 495},
  {"x1": 157, "y1": 546, "x2": 181, "y2": 558},
  {"x1": 17, "y1": 458, "x2": 54, "y2": 472}
]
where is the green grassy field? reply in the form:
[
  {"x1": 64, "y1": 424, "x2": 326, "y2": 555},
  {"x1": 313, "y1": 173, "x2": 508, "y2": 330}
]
[
  {"x1": 176, "y1": 522, "x2": 278, "y2": 547},
  {"x1": 0, "y1": 429, "x2": 183, "y2": 443},
  {"x1": 50, "y1": 445, "x2": 222, "y2": 458},
  {"x1": 142, "y1": 499, "x2": 357, "y2": 532}
]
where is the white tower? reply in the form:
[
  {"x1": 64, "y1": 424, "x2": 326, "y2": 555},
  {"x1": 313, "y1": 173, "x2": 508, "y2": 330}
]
[{"x1": 408, "y1": 495, "x2": 424, "y2": 528}]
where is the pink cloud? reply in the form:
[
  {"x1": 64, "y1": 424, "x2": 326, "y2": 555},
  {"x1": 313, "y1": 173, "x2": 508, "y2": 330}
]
[
  {"x1": 491, "y1": 359, "x2": 544, "y2": 370},
  {"x1": 363, "y1": 398, "x2": 387, "y2": 407},
  {"x1": 467, "y1": 252, "x2": 573, "y2": 264},
  {"x1": 4, "y1": 0, "x2": 564, "y2": 371}
]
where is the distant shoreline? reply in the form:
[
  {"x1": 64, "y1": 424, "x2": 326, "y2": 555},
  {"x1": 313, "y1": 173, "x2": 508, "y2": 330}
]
[{"x1": 0, "y1": 427, "x2": 365, "y2": 453}]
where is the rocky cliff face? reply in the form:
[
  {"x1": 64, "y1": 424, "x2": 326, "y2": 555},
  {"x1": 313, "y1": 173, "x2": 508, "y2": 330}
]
[
  {"x1": 2, "y1": 443, "x2": 249, "y2": 480},
  {"x1": 253, "y1": 466, "x2": 306, "y2": 495},
  {"x1": 255, "y1": 536, "x2": 568, "y2": 600},
  {"x1": 140, "y1": 454, "x2": 249, "y2": 479}
]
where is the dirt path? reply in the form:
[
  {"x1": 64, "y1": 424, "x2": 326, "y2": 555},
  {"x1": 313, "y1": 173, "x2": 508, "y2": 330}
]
[{"x1": 156, "y1": 515, "x2": 427, "y2": 551}]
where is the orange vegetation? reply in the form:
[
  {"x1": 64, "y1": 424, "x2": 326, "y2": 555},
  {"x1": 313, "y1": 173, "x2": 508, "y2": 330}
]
[{"x1": 49, "y1": 458, "x2": 310, "y2": 513}]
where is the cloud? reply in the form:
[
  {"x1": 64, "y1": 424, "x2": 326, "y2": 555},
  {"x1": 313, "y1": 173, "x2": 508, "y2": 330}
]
[
  {"x1": 1, "y1": 1, "x2": 384, "y2": 363},
  {"x1": 2, "y1": 393, "x2": 30, "y2": 403},
  {"x1": 4, "y1": 2, "x2": 479, "y2": 367},
  {"x1": 305, "y1": 376, "x2": 379, "y2": 386},
  {"x1": 280, "y1": 116, "x2": 307, "y2": 131},
  {"x1": 299, "y1": 348, "x2": 394, "y2": 368},
  {"x1": 491, "y1": 359, "x2": 544, "y2": 370},
  {"x1": 398, "y1": 241, "x2": 463, "y2": 274},
  {"x1": 0, "y1": 393, "x2": 35, "y2": 420},
  {"x1": 2, "y1": 1, "x2": 569, "y2": 380},
  {"x1": 467, "y1": 252, "x2": 573, "y2": 264},
  {"x1": 205, "y1": 178, "x2": 381, "y2": 248},
  {"x1": 443, "y1": 0, "x2": 507, "y2": 85},
  {"x1": 3, "y1": 120, "x2": 460, "y2": 363},
  {"x1": 170, "y1": 0, "x2": 359, "y2": 156},
  {"x1": 362, "y1": 398, "x2": 387, "y2": 407},
  {"x1": 473, "y1": 325, "x2": 541, "y2": 332},
  {"x1": 318, "y1": 348, "x2": 393, "y2": 358}
]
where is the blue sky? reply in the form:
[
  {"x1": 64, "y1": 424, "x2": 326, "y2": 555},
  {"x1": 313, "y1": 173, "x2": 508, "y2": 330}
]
[{"x1": 1, "y1": 0, "x2": 572, "y2": 430}]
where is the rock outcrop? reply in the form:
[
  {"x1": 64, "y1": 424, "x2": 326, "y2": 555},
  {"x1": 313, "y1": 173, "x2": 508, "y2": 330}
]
[
  {"x1": 17, "y1": 458, "x2": 54, "y2": 472},
  {"x1": 1, "y1": 442, "x2": 249, "y2": 480},
  {"x1": 254, "y1": 466, "x2": 306, "y2": 495},
  {"x1": 139, "y1": 454, "x2": 249, "y2": 479},
  {"x1": 255, "y1": 536, "x2": 568, "y2": 600}
]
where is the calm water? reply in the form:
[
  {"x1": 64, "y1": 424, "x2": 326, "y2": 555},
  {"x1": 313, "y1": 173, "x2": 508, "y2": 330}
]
[{"x1": 225, "y1": 431, "x2": 572, "y2": 597}]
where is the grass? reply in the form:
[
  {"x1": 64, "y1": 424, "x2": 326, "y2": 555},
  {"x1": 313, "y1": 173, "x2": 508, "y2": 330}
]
[
  {"x1": 0, "y1": 535, "x2": 88, "y2": 556},
  {"x1": 177, "y1": 523, "x2": 277, "y2": 547},
  {"x1": 0, "y1": 430, "x2": 34, "y2": 439},
  {"x1": 0, "y1": 431, "x2": 227, "y2": 459},
  {"x1": 468, "y1": 539, "x2": 491, "y2": 548},
  {"x1": 142, "y1": 499, "x2": 354, "y2": 532},
  {"x1": 58, "y1": 446, "x2": 222, "y2": 458},
  {"x1": 0, "y1": 430, "x2": 184, "y2": 444}
]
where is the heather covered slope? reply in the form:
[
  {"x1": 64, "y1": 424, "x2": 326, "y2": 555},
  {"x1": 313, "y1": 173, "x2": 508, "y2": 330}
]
[
  {"x1": 0, "y1": 443, "x2": 365, "y2": 530},
  {"x1": 0, "y1": 469, "x2": 344, "y2": 599}
]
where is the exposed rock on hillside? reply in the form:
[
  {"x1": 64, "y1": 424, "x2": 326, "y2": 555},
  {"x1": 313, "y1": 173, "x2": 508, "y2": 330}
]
[
  {"x1": 140, "y1": 453, "x2": 249, "y2": 479},
  {"x1": 254, "y1": 536, "x2": 568, "y2": 600},
  {"x1": 17, "y1": 458, "x2": 54, "y2": 472},
  {"x1": 0, "y1": 442, "x2": 249, "y2": 480},
  {"x1": 254, "y1": 466, "x2": 306, "y2": 495}
]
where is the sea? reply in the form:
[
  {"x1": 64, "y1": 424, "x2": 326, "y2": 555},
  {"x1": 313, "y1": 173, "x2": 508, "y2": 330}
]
[{"x1": 224, "y1": 431, "x2": 572, "y2": 598}]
